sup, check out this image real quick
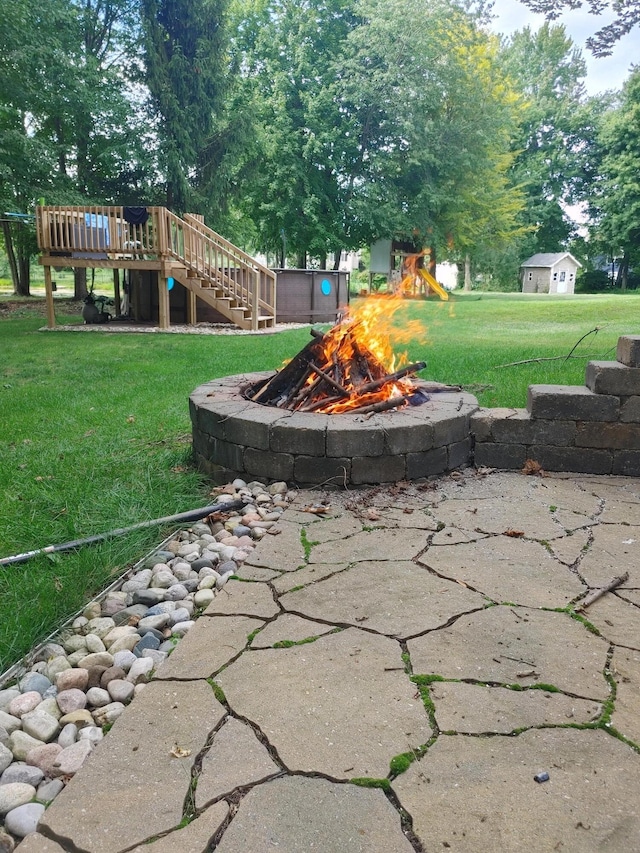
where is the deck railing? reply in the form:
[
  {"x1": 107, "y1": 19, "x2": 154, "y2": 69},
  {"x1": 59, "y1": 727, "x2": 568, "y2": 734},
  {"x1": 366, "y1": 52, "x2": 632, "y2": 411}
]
[
  {"x1": 37, "y1": 205, "x2": 161, "y2": 257},
  {"x1": 163, "y1": 210, "x2": 276, "y2": 328},
  {"x1": 36, "y1": 205, "x2": 277, "y2": 328}
]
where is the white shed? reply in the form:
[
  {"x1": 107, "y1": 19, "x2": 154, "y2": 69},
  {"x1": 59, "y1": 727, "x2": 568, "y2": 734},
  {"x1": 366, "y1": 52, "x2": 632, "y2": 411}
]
[{"x1": 520, "y1": 253, "x2": 582, "y2": 294}]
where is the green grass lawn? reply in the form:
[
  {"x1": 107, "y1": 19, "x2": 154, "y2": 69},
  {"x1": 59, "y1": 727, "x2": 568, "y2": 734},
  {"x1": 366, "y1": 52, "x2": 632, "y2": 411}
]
[{"x1": 1, "y1": 290, "x2": 639, "y2": 672}]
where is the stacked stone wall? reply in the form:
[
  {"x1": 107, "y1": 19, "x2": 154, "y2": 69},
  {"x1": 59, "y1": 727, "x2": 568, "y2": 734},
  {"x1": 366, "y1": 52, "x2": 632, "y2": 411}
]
[{"x1": 471, "y1": 335, "x2": 640, "y2": 476}]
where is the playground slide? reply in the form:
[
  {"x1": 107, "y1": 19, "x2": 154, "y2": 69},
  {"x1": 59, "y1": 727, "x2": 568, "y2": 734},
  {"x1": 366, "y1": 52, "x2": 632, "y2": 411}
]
[{"x1": 418, "y1": 268, "x2": 449, "y2": 300}]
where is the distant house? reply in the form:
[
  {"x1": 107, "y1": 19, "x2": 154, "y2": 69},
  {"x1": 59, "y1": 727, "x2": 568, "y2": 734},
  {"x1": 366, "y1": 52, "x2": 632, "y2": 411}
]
[{"x1": 520, "y1": 253, "x2": 582, "y2": 294}]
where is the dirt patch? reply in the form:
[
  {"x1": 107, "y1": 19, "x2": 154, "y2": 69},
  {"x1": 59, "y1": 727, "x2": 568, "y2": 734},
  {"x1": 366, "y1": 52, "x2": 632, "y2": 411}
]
[{"x1": 0, "y1": 297, "x2": 83, "y2": 319}]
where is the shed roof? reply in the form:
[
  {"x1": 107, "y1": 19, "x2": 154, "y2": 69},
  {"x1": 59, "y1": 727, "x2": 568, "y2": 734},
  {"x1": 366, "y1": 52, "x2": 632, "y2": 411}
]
[{"x1": 520, "y1": 252, "x2": 583, "y2": 269}]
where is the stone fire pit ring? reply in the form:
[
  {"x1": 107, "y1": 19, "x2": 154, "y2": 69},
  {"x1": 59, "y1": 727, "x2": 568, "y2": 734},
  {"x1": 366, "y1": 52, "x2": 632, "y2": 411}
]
[{"x1": 190, "y1": 372, "x2": 479, "y2": 486}]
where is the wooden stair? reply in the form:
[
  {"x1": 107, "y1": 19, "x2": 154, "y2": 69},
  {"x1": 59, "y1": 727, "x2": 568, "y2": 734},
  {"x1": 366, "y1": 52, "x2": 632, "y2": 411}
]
[{"x1": 165, "y1": 212, "x2": 276, "y2": 331}]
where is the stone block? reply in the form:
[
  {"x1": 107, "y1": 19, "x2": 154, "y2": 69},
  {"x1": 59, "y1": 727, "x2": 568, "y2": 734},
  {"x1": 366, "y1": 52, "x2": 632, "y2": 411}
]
[
  {"x1": 617, "y1": 336, "x2": 640, "y2": 367},
  {"x1": 351, "y1": 454, "x2": 406, "y2": 484},
  {"x1": 191, "y1": 429, "x2": 213, "y2": 460},
  {"x1": 430, "y1": 409, "x2": 469, "y2": 446},
  {"x1": 528, "y1": 385, "x2": 619, "y2": 422},
  {"x1": 195, "y1": 400, "x2": 247, "y2": 439},
  {"x1": 448, "y1": 437, "x2": 472, "y2": 469},
  {"x1": 406, "y1": 446, "x2": 447, "y2": 479},
  {"x1": 620, "y1": 396, "x2": 640, "y2": 423},
  {"x1": 193, "y1": 454, "x2": 236, "y2": 483},
  {"x1": 326, "y1": 417, "x2": 384, "y2": 457},
  {"x1": 211, "y1": 437, "x2": 246, "y2": 471},
  {"x1": 293, "y1": 456, "x2": 351, "y2": 486},
  {"x1": 529, "y1": 445, "x2": 613, "y2": 474},
  {"x1": 613, "y1": 450, "x2": 640, "y2": 477},
  {"x1": 243, "y1": 448, "x2": 294, "y2": 481},
  {"x1": 576, "y1": 421, "x2": 640, "y2": 450},
  {"x1": 473, "y1": 442, "x2": 527, "y2": 470},
  {"x1": 382, "y1": 411, "x2": 434, "y2": 453},
  {"x1": 470, "y1": 409, "x2": 520, "y2": 442},
  {"x1": 224, "y1": 406, "x2": 287, "y2": 450},
  {"x1": 491, "y1": 412, "x2": 576, "y2": 446},
  {"x1": 270, "y1": 414, "x2": 327, "y2": 456},
  {"x1": 586, "y1": 361, "x2": 640, "y2": 396}
]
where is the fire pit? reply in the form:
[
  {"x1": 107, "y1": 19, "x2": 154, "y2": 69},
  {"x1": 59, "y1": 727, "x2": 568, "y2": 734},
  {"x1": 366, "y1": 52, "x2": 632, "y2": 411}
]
[{"x1": 190, "y1": 296, "x2": 479, "y2": 486}]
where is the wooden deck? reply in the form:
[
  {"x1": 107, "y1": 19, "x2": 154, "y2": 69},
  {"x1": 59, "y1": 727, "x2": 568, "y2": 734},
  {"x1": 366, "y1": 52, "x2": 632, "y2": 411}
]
[{"x1": 37, "y1": 206, "x2": 277, "y2": 331}]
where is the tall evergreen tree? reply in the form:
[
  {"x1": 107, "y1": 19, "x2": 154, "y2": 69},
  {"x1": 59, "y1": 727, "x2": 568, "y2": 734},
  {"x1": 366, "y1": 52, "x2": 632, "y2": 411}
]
[{"x1": 141, "y1": 0, "x2": 228, "y2": 212}]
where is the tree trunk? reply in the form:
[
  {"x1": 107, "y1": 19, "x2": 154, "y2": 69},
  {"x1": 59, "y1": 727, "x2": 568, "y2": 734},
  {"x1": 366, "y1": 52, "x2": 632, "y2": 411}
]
[
  {"x1": 332, "y1": 250, "x2": 342, "y2": 271},
  {"x1": 616, "y1": 251, "x2": 629, "y2": 291},
  {"x1": 17, "y1": 256, "x2": 30, "y2": 296},
  {"x1": 464, "y1": 254, "x2": 472, "y2": 291},
  {"x1": 295, "y1": 251, "x2": 306, "y2": 269},
  {"x1": 428, "y1": 246, "x2": 436, "y2": 280},
  {"x1": 74, "y1": 268, "x2": 88, "y2": 300},
  {"x1": 1, "y1": 221, "x2": 21, "y2": 295}
]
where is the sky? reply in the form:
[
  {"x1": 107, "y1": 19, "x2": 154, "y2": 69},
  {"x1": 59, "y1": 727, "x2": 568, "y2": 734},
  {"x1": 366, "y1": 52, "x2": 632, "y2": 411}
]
[{"x1": 489, "y1": 0, "x2": 638, "y2": 95}]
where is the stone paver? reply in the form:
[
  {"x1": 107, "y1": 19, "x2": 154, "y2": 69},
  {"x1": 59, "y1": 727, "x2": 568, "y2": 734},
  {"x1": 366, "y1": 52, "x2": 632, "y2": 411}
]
[
  {"x1": 282, "y1": 560, "x2": 485, "y2": 636},
  {"x1": 14, "y1": 470, "x2": 640, "y2": 853},
  {"x1": 214, "y1": 775, "x2": 415, "y2": 853},
  {"x1": 421, "y1": 535, "x2": 586, "y2": 607},
  {"x1": 392, "y1": 728, "x2": 640, "y2": 852},
  {"x1": 216, "y1": 628, "x2": 433, "y2": 779},
  {"x1": 37, "y1": 681, "x2": 225, "y2": 853},
  {"x1": 408, "y1": 605, "x2": 609, "y2": 697}
]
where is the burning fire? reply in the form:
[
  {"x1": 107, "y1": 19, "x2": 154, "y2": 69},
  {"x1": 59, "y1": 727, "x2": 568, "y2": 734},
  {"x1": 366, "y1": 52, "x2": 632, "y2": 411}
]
[{"x1": 249, "y1": 294, "x2": 430, "y2": 414}]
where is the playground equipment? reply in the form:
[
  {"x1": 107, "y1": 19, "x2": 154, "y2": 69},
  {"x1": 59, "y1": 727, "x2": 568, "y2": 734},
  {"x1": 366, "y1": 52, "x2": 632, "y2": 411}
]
[{"x1": 396, "y1": 251, "x2": 449, "y2": 301}]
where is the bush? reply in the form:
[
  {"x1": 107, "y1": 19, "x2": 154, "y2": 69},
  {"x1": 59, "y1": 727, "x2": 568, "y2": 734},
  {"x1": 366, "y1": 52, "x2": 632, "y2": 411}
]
[{"x1": 576, "y1": 270, "x2": 611, "y2": 293}]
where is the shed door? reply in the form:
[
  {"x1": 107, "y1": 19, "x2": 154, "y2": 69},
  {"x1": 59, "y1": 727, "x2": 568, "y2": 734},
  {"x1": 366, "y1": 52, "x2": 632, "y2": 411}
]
[{"x1": 557, "y1": 270, "x2": 568, "y2": 293}]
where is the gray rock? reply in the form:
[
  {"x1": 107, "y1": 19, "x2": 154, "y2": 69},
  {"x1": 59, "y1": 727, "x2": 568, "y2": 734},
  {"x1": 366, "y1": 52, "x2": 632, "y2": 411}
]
[
  {"x1": 84, "y1": 633, "x2": 106, "y2": 654},
  {"x1": 0, "y1": 763, "x2": 44, "y2": 788},
  {"x1": 20, "y1": 709, "x2": 60, "y2": 743},
  {"x1": 191, "y1": 557, "x2": 216, "y2": 572},
  {"x1": 140, "y1": 649, "x2": 168, "y2": 668},
  {"x1": 133, "y1": 633, "x2": 161, "y2": 656},
  {"x1": 132, "y1": 588, "x2": 166, "y2": 606},
  {"x1": 85, "y1": 617, "x2": 116, "y2": 639},
  {"x1": 0, "y1": 691, "x2": 20, "y2": 714},
  {"x1": 0, "y1": 714, "x2": 21, "y2": 737},
  {"x1": 8, "y1": 731, "x2": 45, "y2": 762},
  {"x1": 232, "y1": 524, "x2": 252, "y2": 538},
  {"x1": 150, "y1": 569, "x2": 178, "y2": 589},
  {"x1": 165, "y1": 583, "x2": 189, "y2": 601},
  {"x1": 137, "y1": 613, "x2": 170, "y2": 633},
  {"x1": 25, "y1": 743, "x2": 63, "y2": 777},
  {"x1": 168, "y1": 607, "x2": 191, "y2": 626},
  {"x1": 19, "y1": 674, "x2": 52, "y2": 697},
  {"x1": 91, "y1": 702, "x2": 125, "y2": 727},
  {"x1": 77, "y1": 726, "x2": 103, "y2": 747},
  {"x1": 62, "y1": 634, "x2": 88, "y2": 654},
  {"x1": 82, "y1": 602, "x2": 101, "y2": 621},
  {"x1": 101, "y1": 591, "x2": 128, "y2": 616},
  {"x1": 35, "y1": 778, "x2": 64, "y2": 804},
  {"x1": 34, "y1": 697, "x2": 60, "y2": 721},
  {"x1": 145, "y1": 602, "x2": 177, "y2": 616},
  {"x1": 85, "y1": 687, "x2": 111, "y2": 708},
  {"x1": 0, "y1": 744, "x2": 13, "y2": 775},
  {"x1": 53, "y1": 739, "x2": 93, "y2": 776},
  {"x1": 76, "y1": 651, "x2": 114, "y2": 670},
  {"x1": 106, "y1": 680, "x2": 134, "y2": 704},
  {"x1": 112, "y1": 650, "x2": 137, "y2": 672},
  {"x1": 171, "y1": 621, "x2": 194, "y2": 637},
  {"x1": 127, "y1": 658, "x2": 154, "y2": 685},
  {"x1": 0, "y1": 829, "x2": 14, "y2": 852},
  {"x1": 0, "y1": 783, "x2": 36, "y2": 816},
  {"x1": 57, "y1": 723, "x2": 79, "y2": 748},
  {"x1": 30, "y1": 644, "x2": 67, "y2": 665},
  {"x1": 4, "y1": 802, "x2": 45, "y2": 838},
  {"x1": 0, "y1": 727, "x2": 9, "y2": 748}
]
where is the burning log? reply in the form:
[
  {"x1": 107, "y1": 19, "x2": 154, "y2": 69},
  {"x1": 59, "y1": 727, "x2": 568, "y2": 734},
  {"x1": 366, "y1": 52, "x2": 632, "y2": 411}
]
[{"x1": 246, "y1": 312, "x2": 428, "y2": 414}]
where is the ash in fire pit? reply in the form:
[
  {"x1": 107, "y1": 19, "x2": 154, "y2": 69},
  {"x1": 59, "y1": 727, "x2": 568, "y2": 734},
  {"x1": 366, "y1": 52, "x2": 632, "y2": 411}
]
[{"x1": 191, "y1": 296, "x2": 480, "y2": 486}]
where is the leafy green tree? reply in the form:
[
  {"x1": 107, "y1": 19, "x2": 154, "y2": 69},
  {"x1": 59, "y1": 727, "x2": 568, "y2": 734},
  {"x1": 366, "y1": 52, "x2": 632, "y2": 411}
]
[
  {"x1": 596, "y1": 68, "x2": 640, "y2": 287},
  {"x1": 501, "y1": 23, "x2": 589, "y2": 252},
  {"x1": 141, "y1": 0, "x2": 229, "y2": 213}
]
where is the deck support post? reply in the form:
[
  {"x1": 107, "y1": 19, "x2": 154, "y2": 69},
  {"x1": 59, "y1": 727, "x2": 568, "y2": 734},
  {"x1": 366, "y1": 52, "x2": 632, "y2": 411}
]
[
  {"x1": 43, "y1": 265, "x2": 56, "y2": 328},
  {"x1": 112, "y1": 269, "x2": 121, "y2": 317},
  {"x1": 187, "y1": 289, "x2": 197, "y2": 325},
  {"x1": 158, "y1": 266, "x2": 171, "y2": 330}
]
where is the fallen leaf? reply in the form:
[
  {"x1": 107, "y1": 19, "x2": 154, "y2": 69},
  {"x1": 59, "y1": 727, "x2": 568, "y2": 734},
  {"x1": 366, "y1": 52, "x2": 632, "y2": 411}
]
[
  {"x1": 455, "y1": 578, "x2": 468, "y2": 588},
  {"x1": 83, "y1": 430, "x2": 95, "y2": 438},
  {"x1": 126, "y1": 415, "x2": 135, "y2": 423},
  {"x1": 522, "y1": 459, "x2": 544, "y2": 476},
  {"x1": 366, "y1": 508, "x2": 381, "y2": 521},
  {"x1": 503, "y1": 529, "x2": 525, "y2": 538},
  {"x1": 170, "y1": 745, "x2": 192, "y2": 758},
  {"x1": 171, "y1": 465, "x2": 188, "y2": 473},
  {"x1": 303, "y1": 505, "x2": 331, "y2": 515}
]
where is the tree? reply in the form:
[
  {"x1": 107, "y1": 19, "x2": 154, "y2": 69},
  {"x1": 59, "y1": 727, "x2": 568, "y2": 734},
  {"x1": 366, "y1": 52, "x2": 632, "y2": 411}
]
[
  {"x1": 518, "y1": 0, "x2": 640, "y2": 56},
  {"x1": 494, "y1": 22, "x2": 590, "y2": 279},
  {"x1": 595, "y1": 68, "x2": 640, "y2": 287},
  {"x1": 141, "y1": 0, "x2": 229, "y2": 213}
]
